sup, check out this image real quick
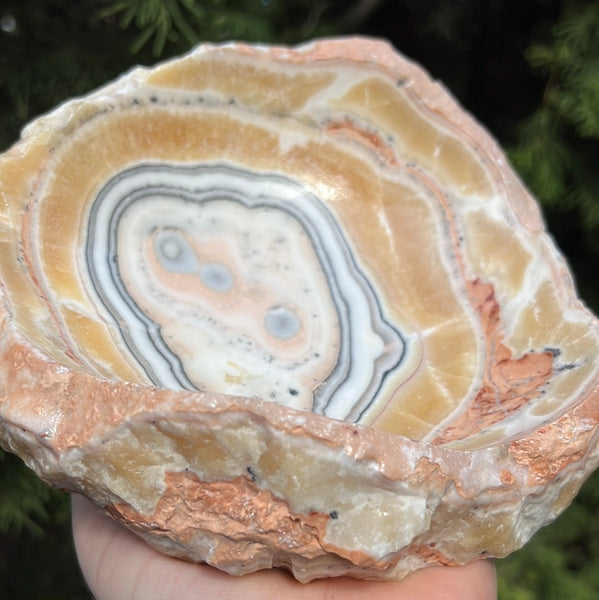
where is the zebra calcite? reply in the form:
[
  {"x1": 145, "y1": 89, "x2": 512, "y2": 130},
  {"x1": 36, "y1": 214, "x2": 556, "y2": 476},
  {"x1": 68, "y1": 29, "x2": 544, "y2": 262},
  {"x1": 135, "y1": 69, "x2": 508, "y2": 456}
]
[{"x1": 0, "y1": 37, "x2": 598, "y2": 582}]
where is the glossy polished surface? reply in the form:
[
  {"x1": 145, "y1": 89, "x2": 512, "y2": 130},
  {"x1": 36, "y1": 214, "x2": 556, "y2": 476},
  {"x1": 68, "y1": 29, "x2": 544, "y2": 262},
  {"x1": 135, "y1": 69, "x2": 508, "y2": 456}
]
[{"x1": 0, "y1": 38, "x2": 598, "y2": 582}]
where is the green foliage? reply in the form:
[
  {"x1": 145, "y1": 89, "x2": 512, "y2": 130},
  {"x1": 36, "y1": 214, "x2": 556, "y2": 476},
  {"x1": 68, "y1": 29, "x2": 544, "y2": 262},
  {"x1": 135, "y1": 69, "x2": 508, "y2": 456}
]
[
  {"x1": 509, "y1": 1, "x2": 599, "y2": 250},
  {"x1": 0, "y1": 1, "x2": 147, "y2": 152},
  {"x1": 497, "y1": 469, "x2": 599, "y2": 600},
  {"x1": 99, "y1": 0, "x2": 346, "y2": 55},
  {"x1": 0, "y1": 451, "x2": 85, "y2": 598},
  {"x1": 0, "y1": 1, "x2": 598, "y2": 598},
  {"x1": 100, "y1": 0, "x2": 204, "y2": 54},
  {"x1": 527, "y1": 2, "x2": 599, "y2": 140},
  {"x1": 0, "y1": 450, "x2": 61, "y2": 536}
]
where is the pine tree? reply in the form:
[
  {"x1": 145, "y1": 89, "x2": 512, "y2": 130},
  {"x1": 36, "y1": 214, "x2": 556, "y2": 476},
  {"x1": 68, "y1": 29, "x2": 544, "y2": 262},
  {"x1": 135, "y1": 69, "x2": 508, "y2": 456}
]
[{"x1": 508, "y1": 1, "x2": 599, "y2": 311}]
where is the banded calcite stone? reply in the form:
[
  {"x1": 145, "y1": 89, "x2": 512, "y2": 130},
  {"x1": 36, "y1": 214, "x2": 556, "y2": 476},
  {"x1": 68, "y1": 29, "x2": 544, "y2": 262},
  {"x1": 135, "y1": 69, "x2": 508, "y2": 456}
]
[{"x1": 0, "y1": 37, "x2": 598, "y2": 582}]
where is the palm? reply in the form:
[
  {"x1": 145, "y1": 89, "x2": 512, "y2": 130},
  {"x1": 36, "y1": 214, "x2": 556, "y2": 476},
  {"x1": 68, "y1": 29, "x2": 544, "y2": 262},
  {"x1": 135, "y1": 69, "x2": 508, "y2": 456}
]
[{"x1": 72, "y1": 494, "x2": 496, "y2": 600}]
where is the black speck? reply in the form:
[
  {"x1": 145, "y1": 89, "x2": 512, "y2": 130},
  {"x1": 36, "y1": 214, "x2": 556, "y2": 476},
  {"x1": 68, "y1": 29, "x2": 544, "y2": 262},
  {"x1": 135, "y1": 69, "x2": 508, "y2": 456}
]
[
  {"x1": 329, "y1": 510, "x2": 339, "y2": 520},
  {"x1": 149, "y1": 96, "x2": 158, "y2": 103},
  {"x1": 556, "y1": 362, "x2": 577, "y2": 372},
  {"x1": 288, "y1": 388, "x2": 299, "y2": 396},
  {"x1": 246, "y1": 466, "x2": 257, "y2": 482},
  {"x1": 545, "y1": 347, "x2": 561, "y2": 357}
]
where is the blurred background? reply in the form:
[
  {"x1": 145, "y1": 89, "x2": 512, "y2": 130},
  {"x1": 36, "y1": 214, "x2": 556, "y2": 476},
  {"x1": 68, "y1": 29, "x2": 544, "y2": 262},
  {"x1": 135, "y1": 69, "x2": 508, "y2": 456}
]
[{"x1": 0, "y1": 1, "x2": 598, "y2": 597}]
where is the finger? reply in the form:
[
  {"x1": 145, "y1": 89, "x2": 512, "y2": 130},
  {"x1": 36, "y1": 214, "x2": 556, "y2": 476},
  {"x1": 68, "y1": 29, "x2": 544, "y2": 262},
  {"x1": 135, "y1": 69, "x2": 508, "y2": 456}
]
[
  {"x1": 390, "y1": 559, "x2": 497, "y2": 600},
  {"x1": 72, "y1": 493, "x2": 496, "y2": 600}
]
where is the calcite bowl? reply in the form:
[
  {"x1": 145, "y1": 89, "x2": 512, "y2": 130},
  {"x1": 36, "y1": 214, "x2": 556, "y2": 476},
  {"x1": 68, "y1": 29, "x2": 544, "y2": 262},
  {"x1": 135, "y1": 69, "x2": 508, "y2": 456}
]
[{"x1": 0, "y1": 38, "x2": 598, "y2": 582}]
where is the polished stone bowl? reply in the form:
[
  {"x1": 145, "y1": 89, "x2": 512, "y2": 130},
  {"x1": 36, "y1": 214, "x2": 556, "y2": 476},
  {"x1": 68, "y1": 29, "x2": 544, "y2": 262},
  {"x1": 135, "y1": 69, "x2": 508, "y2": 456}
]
[{"x1": 0, "y1": 38, "x2": 598, "y2": 582}]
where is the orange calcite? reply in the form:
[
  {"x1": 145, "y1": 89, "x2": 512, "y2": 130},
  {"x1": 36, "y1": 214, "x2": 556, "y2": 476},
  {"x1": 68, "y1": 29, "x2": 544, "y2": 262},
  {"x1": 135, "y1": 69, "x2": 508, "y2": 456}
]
[{"x1": 0, "y1": 37, "x2": 598, "y2": 581}]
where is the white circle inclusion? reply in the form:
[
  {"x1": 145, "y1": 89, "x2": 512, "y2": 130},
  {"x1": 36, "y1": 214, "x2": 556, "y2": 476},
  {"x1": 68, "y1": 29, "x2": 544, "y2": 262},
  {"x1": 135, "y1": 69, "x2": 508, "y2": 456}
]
[
  {"x1": 265, "y1": 306, "x2": 301, "y2": 340},
  {"x1": 154, "y1": 230, "x2": 198, "y2": 274},
  {"x1": 200, "y1": 262, "x2": 234, "y2": 292},
  {"x1": 161, "y1": 239, "x2": 181, "y2": 260}
]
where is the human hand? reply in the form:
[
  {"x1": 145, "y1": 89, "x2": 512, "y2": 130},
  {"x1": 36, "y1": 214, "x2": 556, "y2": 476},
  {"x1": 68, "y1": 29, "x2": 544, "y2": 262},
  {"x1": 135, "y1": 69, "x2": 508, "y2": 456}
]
[{"x1": 72, "y1": 494, "x2": 496, "y2": 600}]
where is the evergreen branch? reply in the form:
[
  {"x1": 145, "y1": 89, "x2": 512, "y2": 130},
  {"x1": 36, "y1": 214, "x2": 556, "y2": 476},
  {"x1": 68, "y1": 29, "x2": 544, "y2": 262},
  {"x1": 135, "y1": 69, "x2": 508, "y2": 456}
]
[
  {"x1": 510, "y1": 1, "x2": 599, "y2": 247},
  {"x1": 164, "y1": 0, "x2": 200, "y2": 46},
  {"x1": 97, "y1": 0, "x2": 347, "y2": 54},
  {"x1": 0, "y1": 452, "x2": 56, "y2": 537},
  {"x1": 101, "y1": 0, "x2": 206, "y2": 55}
]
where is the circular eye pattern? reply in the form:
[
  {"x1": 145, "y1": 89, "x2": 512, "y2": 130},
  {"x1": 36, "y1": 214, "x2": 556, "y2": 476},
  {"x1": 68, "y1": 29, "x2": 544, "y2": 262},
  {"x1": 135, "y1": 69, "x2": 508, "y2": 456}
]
[
  {"x1": 200, "y1": 262, "x2": 234, "y2": 292},
  {"x1": 264, "y1": 306, "x2": 300, "y2": 340},
  {"x1": 86, "y1": 164, "x2": 405, "y2": 420},
  {"x1": 154, "y1": 229, "x2": 198, "y2": 274}
]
